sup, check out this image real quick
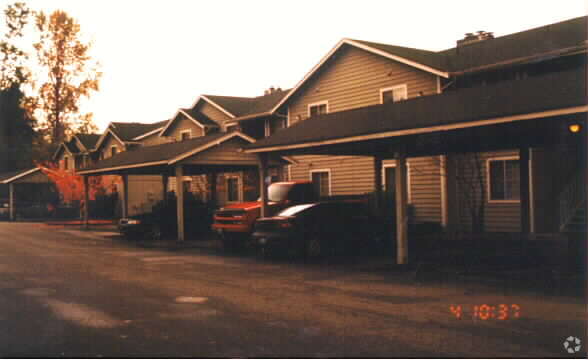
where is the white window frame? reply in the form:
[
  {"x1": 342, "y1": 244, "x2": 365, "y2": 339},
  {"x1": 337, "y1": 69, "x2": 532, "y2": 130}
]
[
  {"x1": 380, "y1": 84, "x2": 408, "y2": 104},
  {"x1": 179, "y1": 129, "x2": 192, "y2": 141},
  {"x1": 307, "y1": 101, "x2": 329, "y2": 117},
  {"x1": 309, "y1": 169, "x2": 332, "y2": 196},
  {"x1": 226, "y1": 175, "x2": 242, "y2": 203},
  {"x1": 381, "y1": 162, "x2": 412, "y2": 203},
  {"x1": 486, "y1": 156, "x2": 521, "y2": 204}
]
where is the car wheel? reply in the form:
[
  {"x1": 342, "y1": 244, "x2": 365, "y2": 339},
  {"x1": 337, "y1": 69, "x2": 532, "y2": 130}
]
[
  {"x1": 150, "y1": 225, "x2": 162, "y2": 241},
  {"x1": 305, "y1": 235, "x2": 322, "y2": 262}
]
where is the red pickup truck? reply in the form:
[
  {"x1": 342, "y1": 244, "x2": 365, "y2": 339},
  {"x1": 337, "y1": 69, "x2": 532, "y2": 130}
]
[{"x1": 212, "y1": 181, "x2": 318, "y2": 249}]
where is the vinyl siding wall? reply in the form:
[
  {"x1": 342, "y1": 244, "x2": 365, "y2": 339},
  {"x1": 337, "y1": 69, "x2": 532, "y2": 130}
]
[
  {"x1": 448, "y1": 150, "x2": 522, "y2": 233},
  {"x1": 286, "y1": 45, "x2": 443, "y2": 224},
  {"x1": 164, "y1": 114, "x2": 204, "y2": 141}
]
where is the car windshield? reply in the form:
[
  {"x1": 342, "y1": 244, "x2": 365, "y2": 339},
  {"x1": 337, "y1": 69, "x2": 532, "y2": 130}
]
[
  {"x1": 277, "y1": 203, "x2": 317, "y2": 217},
  {"x1": 267, "y1": 183, "x2": 292, "y2": 202}
]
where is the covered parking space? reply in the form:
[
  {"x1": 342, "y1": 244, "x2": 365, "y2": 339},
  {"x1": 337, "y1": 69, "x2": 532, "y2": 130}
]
[
  {"x1": 77, "y1": 131, "x2": 289, "y2": 240},
  {"x1": 0, "y1": 168, "x2": 54, "y2": 221},
  {"x1": 245, "y1": 68, "x2": 587, "y2": 264}
]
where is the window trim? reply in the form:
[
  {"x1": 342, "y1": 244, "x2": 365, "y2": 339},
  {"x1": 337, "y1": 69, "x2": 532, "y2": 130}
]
[
  {"x1": 381, "y1": 162, "x2": 412, "y2": 203},
  {"x1": 225, "y1": 175, "x2": 242, "y2": 203},
  {"x1": 309, "y1": 168, "x2": 332, "y2": 196},
  {"x1": 380, "y1": 84, "x2": 408, "y2": 104},
  {"x1": 307, "y1": 101, "x2": 329, "y2": 117},
  {"x1": 179, "y1": 129, "x2": 192, "y2": 141},
  {"x1": 486, "y1": 156, "x2": 521, "y2": 204}
]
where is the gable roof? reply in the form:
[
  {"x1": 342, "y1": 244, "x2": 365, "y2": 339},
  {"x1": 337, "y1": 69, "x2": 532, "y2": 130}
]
[
  {"x1": 74, "y1": 134, "x2": 100, "y2": 151},
  {"x1": 111, "y1": 121, "x2": 168, "y2": 141},
  {"x1": 94, "y1": 120, "x2": 169, "y2": 151},
  {"x1": 247, "y1": 67, "x2": 586, "y2": 153},
  {"x1": 270, "y1": 16, "x2": 587, "y2": 114},
  {"x1": 78, "y1": 131, "x2": 257, "y2": 175},
  {"x1": 203, "y1": 89, "x2": 291, "y2": 121},
  {"x1": 441, "y1": 16, "x2": 588, "y2": 73},
  {"x1": 159, "y1": 108, "x2": 219, "y2": 137}
]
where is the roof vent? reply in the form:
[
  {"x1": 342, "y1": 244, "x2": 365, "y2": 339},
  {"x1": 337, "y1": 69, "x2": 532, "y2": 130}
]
[{"x1": 457, "y1": 31, "x2": 494, "y2": 47}]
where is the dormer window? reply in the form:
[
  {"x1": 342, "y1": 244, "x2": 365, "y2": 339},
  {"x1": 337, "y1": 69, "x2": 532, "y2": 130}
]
[
  {"x1": 381, "y1": 85, "x2": 408, "y2": 104},
  {"x1": 111, "y1": 146, "x2": 118, "y2": 157},
  {"x1": 63, "y1": 156, "x2": 69, "y2": 170},
  {"x1": 180, "y1": 130, "x2": 191, "y2": 141},
  {"x1": 308, "y1": 101, "x2": 328, "y2": 117}
]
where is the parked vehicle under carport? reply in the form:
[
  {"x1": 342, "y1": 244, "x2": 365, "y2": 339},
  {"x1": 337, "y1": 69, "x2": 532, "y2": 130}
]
[
  {"x1": 252, "y1": 201, "x2": 385, "y2": 260},
  {"x1": 118, "y1": 193, "x2": 213, "y2": 241}
]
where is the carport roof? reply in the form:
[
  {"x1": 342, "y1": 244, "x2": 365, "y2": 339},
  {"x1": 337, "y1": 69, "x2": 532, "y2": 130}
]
[
  {"x1": 78, "y1": 131, "x2": 256, "y2": 175},
  {"x1": 0, "y1": 168, "x2": 41, "y2": 184},
  {"x1": 246, "y1": 68, "x2": 587, "y2": 153}
]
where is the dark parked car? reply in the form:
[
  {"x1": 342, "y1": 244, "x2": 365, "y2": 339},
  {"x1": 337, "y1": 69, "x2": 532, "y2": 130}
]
[
  {"x1": 118, "y1": 193, "x2": 213, "y2": 240},
  {"x1": 252, "y1": 201, "x2": 384, "y2": 260}
]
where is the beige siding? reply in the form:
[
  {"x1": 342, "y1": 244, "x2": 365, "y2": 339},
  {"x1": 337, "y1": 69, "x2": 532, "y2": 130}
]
[
  {"x1": 98, "y1": 134, "x2": 125, "y2": 160},
  {"x1": 128, "y1": 175, "x2": 164, "y2": 216},
  {"x1": 287, "y1": 45, "x2": 438, "y2": 125},
  {"x1": 198, "y1": 101, "x2": 232, "y2": 125},
  {"x1": 448, "y1": 150, "x2": 522, "y2": 233},
  {"x1": 181, "y1": 137, "x2": 258, "y2": 165},
  {"x1": 164, "y1": 114, "x2": 204, "y2": 141},
  {"x1": 408, "y1": 156, "x2": 442, "y2": 223},
  {"x1": 139, "y1": 132, "x2": 167, "y2": 146}
]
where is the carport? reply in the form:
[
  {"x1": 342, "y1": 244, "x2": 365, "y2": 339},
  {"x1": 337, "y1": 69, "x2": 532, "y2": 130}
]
[
  {"x1": 245, "y1": 68, "x2": 587, "y2": 264},
  {"x1": 0, "y1": 167, "x2": 53, "y2": 221},
  {"x1": 77, "y1": 131, "x2": 290, "y2": 240}
]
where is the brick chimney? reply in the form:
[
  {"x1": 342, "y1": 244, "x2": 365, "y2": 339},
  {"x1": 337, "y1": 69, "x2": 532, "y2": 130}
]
[
  {"x1": 457, "y1": 30, "x2": 494, "y2": 47},
  {"x1": 263, "y1": 86, "x2": 283, "y2": 96}
]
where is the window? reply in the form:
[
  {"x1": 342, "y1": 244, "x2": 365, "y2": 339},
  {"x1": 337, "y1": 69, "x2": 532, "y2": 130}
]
[
  {"x1": 63, "y1": 156, "x2": 69, "y2": 170},
  {"x1": 180, "y1": 130, "x2": 191, "y2": 141},
  {"x1": 308, "y1": 101, "x2": 328, "y2": 117},
  {"x1": 227, "y1": 177, "x2": 240, "y2": 202},
  {"x1": 111, "y1": 146, "x2": 118, "y2": 157},
  {"x1": 380, "y1": 85, "x2": 408, "y2": 104},
  {"x1": 488, "y1": 158, "x2": 520, "y2": 201},
  {"x1": 310, "y1": 170, "x2": 330, "y2": 197},
  {"x1": 182, "y1": 179, "x2": 192, "y2": 193}
]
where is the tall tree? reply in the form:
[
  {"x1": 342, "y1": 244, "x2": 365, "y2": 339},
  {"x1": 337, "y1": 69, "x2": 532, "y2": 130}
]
[
  {"x1": 30, "y1": 10, "x2": 101, "y2": 145},
  {"x1": 0, "y1": 2, "x2": 34, "y2": 172}
]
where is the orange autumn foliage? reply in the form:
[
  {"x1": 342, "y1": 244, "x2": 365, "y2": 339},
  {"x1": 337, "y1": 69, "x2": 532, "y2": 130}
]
[{"x1": 37, "y1": 163, "x2": 120, "y2": 203}]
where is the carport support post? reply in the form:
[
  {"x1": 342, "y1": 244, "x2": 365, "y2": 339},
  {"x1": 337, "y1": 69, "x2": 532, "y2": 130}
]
[
  {"x1": 175, "y1": 165, "x2": 185, "y2": 241},
  {"x1": 519, "y1": 147, "x2": 531, "y2": 239},
  {"x1": 373, "y1": 156, "x2": 383, "y2": 215},
  {"x1": 121, "y1": 174, "x2": 129, "y2": 218},
  {"x1": 257, "y1": 154, "x2": 269, "y2": 218},
  {"x1": 209, "y1": 172, "x2": 217, "y2": 208},
  {"x1": 83, "y1": 175, "x2": 89, "y2": 229},
  {"x1": 395, "y1": 151, "x2": 409, "y2": 264},
  {"x1": 8, "y1": 182, "x2": 14, "y2": 221}
]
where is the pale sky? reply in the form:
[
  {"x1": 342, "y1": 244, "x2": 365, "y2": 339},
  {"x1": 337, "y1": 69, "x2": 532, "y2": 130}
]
[{"x1": 2, "y1": 0, "x2": 587, "y2": 132}]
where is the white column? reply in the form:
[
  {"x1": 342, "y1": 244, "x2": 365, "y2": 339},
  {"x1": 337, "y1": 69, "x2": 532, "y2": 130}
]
[
  {"x1": 9, "y1": 183, "x2": 14, "y2": 221},
  {"x1": 175, "y1": 165, "x2": 185, "y2": 241},
  {"x1": 121, "y1": 174, "x2": 129, "y2": 218},
  {"x1": 258, "y1": 154, "x2": 268, "y2": 218}
]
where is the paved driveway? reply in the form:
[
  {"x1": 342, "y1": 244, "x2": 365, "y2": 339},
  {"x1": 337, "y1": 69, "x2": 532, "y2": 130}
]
[{"x1": 0, "y1": 222, "x2": 585, "y2": 357}]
